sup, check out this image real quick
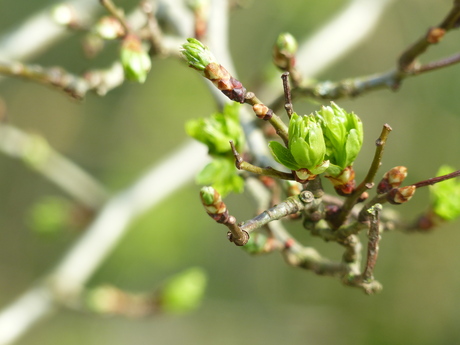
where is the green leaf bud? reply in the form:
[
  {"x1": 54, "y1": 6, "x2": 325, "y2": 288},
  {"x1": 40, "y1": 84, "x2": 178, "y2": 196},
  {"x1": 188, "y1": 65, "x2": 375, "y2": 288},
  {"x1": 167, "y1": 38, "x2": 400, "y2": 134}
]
[
  {"x1": 181, "y1": 38, "x2": 217, "y2": 73},
  {"x1": 273, "y1": 32, "x2": 298, "y2": 70},
  {"x1": 199, "y1": 185, "x2": 227, "y2": 215},
  {"x1": 430, "y1": 165, "x2": 460, "y2": 221},
  {"x1": 160, "y1": 267, "x2": 207, "y2": 314},
  {"x1": 315, "y1": 102, "x2": 363, "y2": 172},
  {"x1": 120, "y1": 35, "x2": 151, "y2": 83},
  {"x1": 270, "y1": 113, "x2": 328, "y2": 181}
]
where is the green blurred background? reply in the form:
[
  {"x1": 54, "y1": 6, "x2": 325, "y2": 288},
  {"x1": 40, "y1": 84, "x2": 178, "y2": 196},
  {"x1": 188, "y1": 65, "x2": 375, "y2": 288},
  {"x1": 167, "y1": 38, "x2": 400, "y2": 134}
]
[{"x1": 2, "y1": 0, "x2": 460, "y2": 344}]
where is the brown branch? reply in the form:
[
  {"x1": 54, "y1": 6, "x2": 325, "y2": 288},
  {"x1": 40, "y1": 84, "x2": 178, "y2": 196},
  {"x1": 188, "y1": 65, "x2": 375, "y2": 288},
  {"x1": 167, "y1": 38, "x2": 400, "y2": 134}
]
[
  {"x1": 398, "y1": 1, "x2": 460, "y2": 71},
  {"x1": 332, "y1": 124, "x2": 392, "y2": 229},
  {"x1": 99, "y1": 0, "x2": 131, "y2": 35},
  {"x1": 413, "y1": 169, "x2": 460, "y2": 189},
  {"x1": 281, "y1": 72, "x2": 294, "y2": 119},
  {"x1": 268, "y1": 2, "x2": 460, "y2": 108},
  {"x1": 362, "y1": 204, "x2": 382, "y2": 281}
]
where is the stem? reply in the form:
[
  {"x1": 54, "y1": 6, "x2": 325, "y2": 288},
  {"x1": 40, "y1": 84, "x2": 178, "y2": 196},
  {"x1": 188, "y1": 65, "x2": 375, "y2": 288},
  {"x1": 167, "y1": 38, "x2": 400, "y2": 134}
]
[
  {"x1": 398, "y1": 1, "x2": 460, "y2": 71},
  {"x1": 100, "y1": 0, "x2": 131, "y2": 34},
  {"x1": 241, "y1": 191, "x2": 314, "y2": 233},
  {"x1": 413, "y1": 169, "x2": 460, "y2": 189},
  {"x1": 333, "y1": 124, "x2": 392, "y2": 229},
  {"x1": 140, "y1": 0, "x2": 165, "y2": 55},
  {"x1": 281, "y1": 72, "x2": 294, "y2": 119},
  {"x1": 362, "y1": 204, "x2": 382, "y2": 281},
  {"x1": 244, "y1": 92, "x2": 289, "y2": 145},
  {"x1": 230, "y1": 141, "x2": 294, "y2": 180}
]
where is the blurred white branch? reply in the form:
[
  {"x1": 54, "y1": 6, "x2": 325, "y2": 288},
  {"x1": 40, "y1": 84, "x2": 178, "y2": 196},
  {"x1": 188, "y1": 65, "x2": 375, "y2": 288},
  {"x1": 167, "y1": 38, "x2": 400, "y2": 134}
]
[
  {"x1": 0, "y1": 124, "x2": 109, "y2": 209},
  {"x1": 0, "y1": 0, "x2": 100, "y2": 62},
  {"x1": 0, "y1": 140, "x2": 209, "y2": 345}
]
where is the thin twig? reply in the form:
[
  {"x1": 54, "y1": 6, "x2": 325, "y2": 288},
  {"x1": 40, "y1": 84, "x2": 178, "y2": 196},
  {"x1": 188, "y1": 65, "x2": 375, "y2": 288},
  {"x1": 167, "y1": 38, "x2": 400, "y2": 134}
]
[
  {"x1": 99, "y1": 0, "x2": 131, "y2": 34},
  {"x1": 362, "y1": 204, "x2": 382, "y2": 281},
  {"x1": 230, "y1": 141, "x2": 294, "y2": 181},
  {"x1": 412, "y1": 169, "x2": 460, "y2": 189},
  {"x1": 333, "y1": 124, "x2": 392, "y2": 229},
  {"x1": 281, "y1": 72, "x2": 294, "y2": 119}
]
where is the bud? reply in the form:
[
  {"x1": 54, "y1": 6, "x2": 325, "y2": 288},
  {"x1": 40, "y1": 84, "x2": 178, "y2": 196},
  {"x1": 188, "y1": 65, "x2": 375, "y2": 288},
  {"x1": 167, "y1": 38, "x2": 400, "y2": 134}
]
[
  {"x1": 377, "y1": 166, "x2": 408, "y2": 194},
  {"x1": 120, "y1": 35, "x2": 151, "y2": 83},
  {"x1": 200, "y1": 186, "x2": 228, "y2": 221},
  {"x1": 180, "y1": 38, "x2": 217, "y2": 74},
  {"x1": 51, "y1": 4, "x2": 76, "y2": 26},
  {"x1": 315, "y1": 102, "x2": 363, "y2": 173},
  {"x1": 325, "y1": 166, "x2": 356, "y2": 195},
  {"x1": 95, "y1": 16, "x2": 125, "y2": 40},
  {"x1": 269, "y1": 113, "x2": 328, "y2": 182},
  {"x1": 181, "y1": 38, "x2": 246, "y2": 103},
  {"x1": 387, "y1": 185, "x2": 416, "y2": 204},
  {"x1": 273, "y1": 32, "x2": 298, "y2": 70},
  {"x1": 160, "y1": 267, "x2": 207, "y2": 314}
]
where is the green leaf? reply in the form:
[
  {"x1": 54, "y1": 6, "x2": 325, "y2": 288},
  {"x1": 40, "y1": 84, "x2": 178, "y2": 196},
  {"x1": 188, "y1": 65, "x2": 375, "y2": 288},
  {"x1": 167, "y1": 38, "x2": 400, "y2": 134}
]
[
  {"x1": 325, "y1": 164, "x2": 343, "y2": 177},
  {"x1": 185, "y1": 103, "x2": 244, "y2": 157},
  {"x1": 268, "y1": 141, "x2": 299, "y2": 171},
  {"x1": 343, "y1": 129, "x2": 361, "y2": 168},
  {"x1": 161, "y1": 267, "x2": 207, "y2": 314},
  {"x1": 431, "y1": 165, "x2": 460, "y2": 221},
  {"x1": 196, "y1": 158, "x2": 244, "y2": 197}
]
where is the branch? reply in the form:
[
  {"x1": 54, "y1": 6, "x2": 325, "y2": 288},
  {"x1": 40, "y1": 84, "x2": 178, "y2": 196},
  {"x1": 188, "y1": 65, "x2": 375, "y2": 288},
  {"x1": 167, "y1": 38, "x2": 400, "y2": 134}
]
[
  {"x1": 332, "y1": 123, "x2": 392, "y2": 229},
  {"x1": 0, "y1": 124, "x2": 108, "y2": 209},
  {"x1": 0, "y1": 140, "x2": 210, "y2": 345},
  {"x1": 270, "y1": 1, "x2": 460, "y2": 105}
]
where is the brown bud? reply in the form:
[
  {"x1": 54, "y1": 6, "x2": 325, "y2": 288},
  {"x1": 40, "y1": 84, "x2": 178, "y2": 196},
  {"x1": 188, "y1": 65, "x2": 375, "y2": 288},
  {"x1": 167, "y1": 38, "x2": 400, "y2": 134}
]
[
  {"x1": 204, "y1": 62, "x2": 230, "y2": 82},
  {"x1": 387, "y1": 185, "x2": 416, "y2": 204},
  {"x1": 326, "y1": 166, "x2": 356, "y2": 195},
  {"x1": 427, "y1": 27, "x2": 445, "y2": 44},
  {"x1": 377, "y1": 166, "x2": 408, "y2": 194}
]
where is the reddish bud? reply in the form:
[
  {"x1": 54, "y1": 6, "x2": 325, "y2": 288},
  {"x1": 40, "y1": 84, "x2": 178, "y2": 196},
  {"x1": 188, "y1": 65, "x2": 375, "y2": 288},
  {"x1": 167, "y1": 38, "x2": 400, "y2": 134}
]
[
  {"x1": 377, "y1": 166, "x2": 408, "y2": 194},
  {"x1": 387, "y1": 185, "x2": 416, "y2": 204}
]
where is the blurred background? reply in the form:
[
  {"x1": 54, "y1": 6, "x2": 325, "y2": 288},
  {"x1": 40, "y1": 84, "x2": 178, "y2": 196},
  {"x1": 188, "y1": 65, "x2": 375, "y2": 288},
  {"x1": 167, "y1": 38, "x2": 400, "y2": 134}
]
[{"x1": 1, "y1": 0, "x2": 460, "y2": 344}]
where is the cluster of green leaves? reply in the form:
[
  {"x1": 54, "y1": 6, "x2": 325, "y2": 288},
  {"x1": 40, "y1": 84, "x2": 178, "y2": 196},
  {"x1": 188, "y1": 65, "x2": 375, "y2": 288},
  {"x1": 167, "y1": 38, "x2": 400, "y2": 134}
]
[
  {"x1": 269, "y1": 102, "x2": 363, "y2": 179},
  {"x1": 186, "y1": 103, "x2": 245, "y2": 196}
]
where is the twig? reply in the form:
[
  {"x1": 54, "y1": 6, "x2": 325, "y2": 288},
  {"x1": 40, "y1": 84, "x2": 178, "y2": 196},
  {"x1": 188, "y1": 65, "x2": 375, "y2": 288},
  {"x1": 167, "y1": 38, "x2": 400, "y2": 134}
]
[
  {"x1": 362, "y1": 204, "x2": 382, "y2": 281},
  {"x1": 0, "y1": 124, "x2": 108, "y2": 209},
  {"x1": 281, "y1": 72, "x2": 294, "y2": 119},
  {"x1": 412, "y1": 169, "x2": 460, "y2": 189},
  {"x1": 332, "y1": 124, "x2": 392, "y2": 229},
  {"x1": 99, "y1": 0, "x2": 131, "y2": 34},
  {"x1": 230, "y1": 141, "x2": 294, "y2": 181},
  {"x1": 140, "y1": 0, "x2": 166, "y2": 56},
  {"x1": 0, "y1": 61, "x2": 125, "y2": 100},
  {"x1": 398, "y1": 1, "x2": 460, "y2": 71},
  {"x1": 240, "y1": 191, "x2": 314, "y2": 233},
  {"x1": 243, "y1": 92, "x2": 289, "y2": 145}
]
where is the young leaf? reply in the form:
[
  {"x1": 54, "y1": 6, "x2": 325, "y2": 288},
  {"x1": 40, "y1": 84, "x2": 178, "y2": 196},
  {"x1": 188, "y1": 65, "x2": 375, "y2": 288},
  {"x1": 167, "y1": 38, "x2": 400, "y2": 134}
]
[{"x1": 268, "y1": 141, "x2": 299, "y2": 171}]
